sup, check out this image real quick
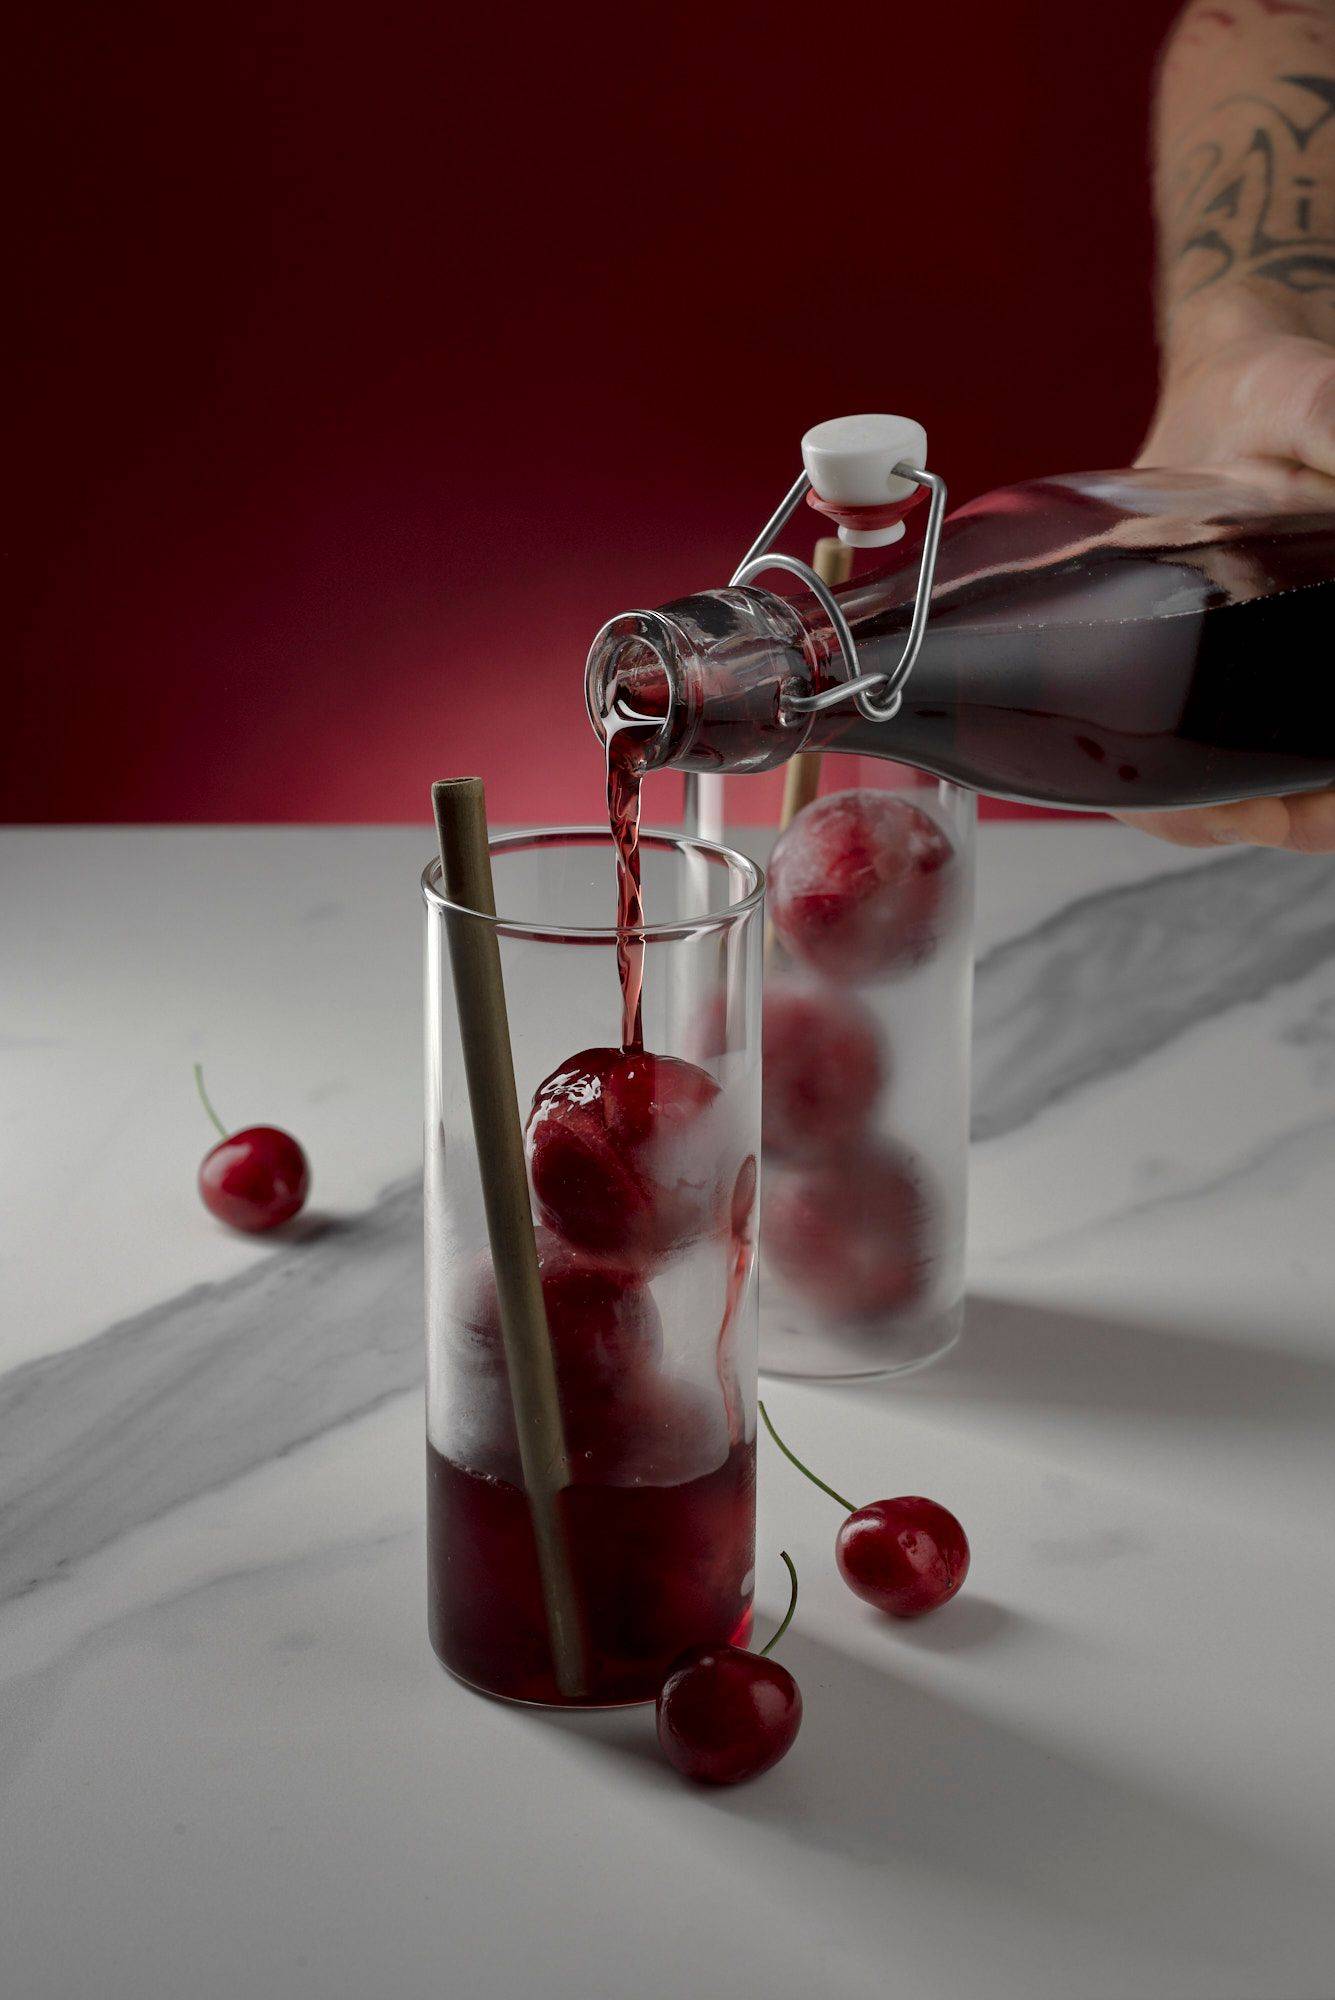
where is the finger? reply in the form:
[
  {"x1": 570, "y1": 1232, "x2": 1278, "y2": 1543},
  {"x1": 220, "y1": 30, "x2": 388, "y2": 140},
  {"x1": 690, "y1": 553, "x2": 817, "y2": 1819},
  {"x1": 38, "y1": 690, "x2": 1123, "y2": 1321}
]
[
  {"x1": 1114, "y1": 796, "x2": 1294, "y2": 848},
  {"x1": 1278, "y1": 788, "x2": 1335, "y2": 854},
  {"x1": 1241, "y1": 340, "x2": 1335, "y2": 478},
  {"x1": 1295, "y1": 354, "x2": 1335, "y2": 480}
]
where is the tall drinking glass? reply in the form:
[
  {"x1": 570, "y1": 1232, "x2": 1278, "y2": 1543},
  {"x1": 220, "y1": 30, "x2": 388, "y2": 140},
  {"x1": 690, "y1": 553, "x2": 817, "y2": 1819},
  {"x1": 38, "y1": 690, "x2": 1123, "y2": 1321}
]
[
  {"x1": 423, "y1": 829, "x2": 763, "y2": 1706},
  {"x1": 758, "y1": 767, "x2": 975, "y2": 1379}
]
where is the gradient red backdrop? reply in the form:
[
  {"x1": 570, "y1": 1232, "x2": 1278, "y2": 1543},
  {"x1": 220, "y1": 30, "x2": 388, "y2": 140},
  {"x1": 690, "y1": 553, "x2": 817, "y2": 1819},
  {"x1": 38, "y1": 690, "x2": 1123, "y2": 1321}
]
[{"x1": 9, "y1": 0, "x2": 1173, "y2": 826}]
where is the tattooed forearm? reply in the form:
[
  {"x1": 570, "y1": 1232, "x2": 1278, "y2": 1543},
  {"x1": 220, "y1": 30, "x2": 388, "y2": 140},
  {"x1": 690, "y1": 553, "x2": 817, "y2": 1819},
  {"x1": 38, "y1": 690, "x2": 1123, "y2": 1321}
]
[
  {"x1": 1167, "y1": 71, "x2": 1335, "y2": 302},
  {"x1": 1154, "y1": 1, "x2": 1335, "y2": 323}
]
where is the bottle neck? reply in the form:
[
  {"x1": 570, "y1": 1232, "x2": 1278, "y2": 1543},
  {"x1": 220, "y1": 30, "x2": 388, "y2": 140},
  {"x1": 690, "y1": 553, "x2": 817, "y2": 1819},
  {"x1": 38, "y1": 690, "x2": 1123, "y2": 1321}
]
[{"x1": 586, "y1": 591, "x2": 821, "y2": 778}]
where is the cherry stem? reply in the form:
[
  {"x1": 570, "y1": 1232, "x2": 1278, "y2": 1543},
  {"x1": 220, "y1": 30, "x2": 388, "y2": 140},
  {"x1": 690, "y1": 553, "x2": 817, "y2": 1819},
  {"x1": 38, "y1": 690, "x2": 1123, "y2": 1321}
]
[
  {"x1": 194, "y1": 1063, "x2": 229, "y2": 1142},
  {"x1": 759, "y1": 1400, "x2": 856, "y2": 1515},
  {"x1": 758, "y1": 1551, "x2": 798, "y2": 1659}
]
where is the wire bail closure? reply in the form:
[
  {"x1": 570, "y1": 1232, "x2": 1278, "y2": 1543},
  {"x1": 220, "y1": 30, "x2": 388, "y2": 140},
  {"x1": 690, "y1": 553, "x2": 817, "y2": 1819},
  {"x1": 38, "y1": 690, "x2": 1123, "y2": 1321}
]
[{"x1": 729, "y1": 461, "x2": 947, "y2": 725}]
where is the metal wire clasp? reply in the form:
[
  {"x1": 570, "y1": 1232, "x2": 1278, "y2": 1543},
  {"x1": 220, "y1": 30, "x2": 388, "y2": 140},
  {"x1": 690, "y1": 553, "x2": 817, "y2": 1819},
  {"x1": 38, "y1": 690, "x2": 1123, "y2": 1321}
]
[{"x1": 729, "y1": 462, "x2": 947, "y2": 725}]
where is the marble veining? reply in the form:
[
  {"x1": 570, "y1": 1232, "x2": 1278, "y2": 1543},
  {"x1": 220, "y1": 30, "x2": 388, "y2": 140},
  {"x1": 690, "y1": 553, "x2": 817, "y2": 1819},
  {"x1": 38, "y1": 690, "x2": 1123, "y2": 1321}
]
[
  {"x1": 0, "y1": 1180, "x2": 421, "y2": 1609},
  {"x1": 972, "y1": 846, "x2": 1335, "y2": 1140}
]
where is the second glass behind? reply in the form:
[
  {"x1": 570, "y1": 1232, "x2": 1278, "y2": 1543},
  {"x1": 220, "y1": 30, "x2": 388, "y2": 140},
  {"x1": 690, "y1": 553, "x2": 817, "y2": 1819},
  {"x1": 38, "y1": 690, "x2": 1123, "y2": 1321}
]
[
  {"x1": 755, "y1": 765, "x2": 975, "y2": 1380},
  {"x1": 424, "y1": 829, "x2": 763, "y2": 1707}
]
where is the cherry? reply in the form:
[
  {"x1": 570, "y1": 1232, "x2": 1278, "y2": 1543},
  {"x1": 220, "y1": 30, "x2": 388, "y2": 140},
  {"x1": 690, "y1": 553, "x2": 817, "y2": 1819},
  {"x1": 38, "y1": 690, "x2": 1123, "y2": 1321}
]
[
  {"x1": 836, "y1": 1497, "x2": 971, "y2": 1619},
  {"x1": 195, "y1": 1064, "x2": 309, "y2": 1233},
  {"x1": 762, "y1": 977, "x2": 886, "y2": 1159},
  {"x1": 526, "y1": 1046, "x2": 730, "y2": 1263},
  {"x1": 657, "y1": 1552, "x2": 803, "y2": 1785},
  {"x1": 768, "y1": 789, "x2": 955, "y2": 983},
  {"x1": 759, "y1": 1401, "x2": 969, "y2": 1619},
  {"x1": 453, "y1": 1229, "x2": 663, "y2": 1384},
  {"x1": 762, "y1": 1143, "x2": 929, "y2": 1320}
]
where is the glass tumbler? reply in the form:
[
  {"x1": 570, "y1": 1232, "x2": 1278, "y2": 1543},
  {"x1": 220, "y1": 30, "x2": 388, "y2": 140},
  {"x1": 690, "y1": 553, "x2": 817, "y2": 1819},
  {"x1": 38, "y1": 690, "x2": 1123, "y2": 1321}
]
[
  {"x1": 423, "y1": 828, "x2": 763, "y2": 1706},
  {"x1": 758, "y1": 767, "x2": 975, "y2": 1379}
]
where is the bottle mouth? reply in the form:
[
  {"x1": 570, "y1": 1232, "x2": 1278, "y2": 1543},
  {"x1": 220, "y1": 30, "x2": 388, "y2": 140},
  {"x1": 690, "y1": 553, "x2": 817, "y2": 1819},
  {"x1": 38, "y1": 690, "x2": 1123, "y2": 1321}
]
[{"x1": 584, "y1": 610, "x2": 683, "y2": 769}]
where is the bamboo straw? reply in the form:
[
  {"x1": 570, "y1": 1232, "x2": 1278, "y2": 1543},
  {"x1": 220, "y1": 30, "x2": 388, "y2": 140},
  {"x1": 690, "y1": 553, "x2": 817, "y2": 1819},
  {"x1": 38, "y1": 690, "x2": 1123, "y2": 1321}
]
[
  {"x1": 766, "y1": 535, "x2": 855, "y2": 961},
  {"x1": 431, "y1": 778, "x2": 586, "y2": 1697},
  {"x1": 777, "y1": 535, "x2": 854, "y2": 831}
]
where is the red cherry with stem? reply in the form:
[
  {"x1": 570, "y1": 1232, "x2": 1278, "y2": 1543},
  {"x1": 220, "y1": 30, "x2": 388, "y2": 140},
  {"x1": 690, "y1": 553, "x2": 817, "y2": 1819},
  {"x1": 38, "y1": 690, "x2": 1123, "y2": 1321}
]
[
  {"x1": 759, "y1": 1401, "x2": 969, "y2": 1619},
  {"x1": 768, "y1": 789, "x2": 955, "y2": 983},
  {"x1": 656, "y1": 1552, "x2": 803, "y2": 1786},
  {"x1": 526, "y1": 1046, "x2": 730, "y2": 1264},
  {"x1": 762, "y1": 978, "x2": 886, "y2": 1160},
  {"x1": 195, "y1": 1064, "x2": 309, "y2": 1234}
]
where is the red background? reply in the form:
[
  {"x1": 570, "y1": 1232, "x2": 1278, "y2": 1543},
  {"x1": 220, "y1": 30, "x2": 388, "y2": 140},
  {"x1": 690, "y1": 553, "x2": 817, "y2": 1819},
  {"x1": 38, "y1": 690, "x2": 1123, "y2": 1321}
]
[{"x1": 9, "y1": 0, "x2": 1172, "y2": 827}]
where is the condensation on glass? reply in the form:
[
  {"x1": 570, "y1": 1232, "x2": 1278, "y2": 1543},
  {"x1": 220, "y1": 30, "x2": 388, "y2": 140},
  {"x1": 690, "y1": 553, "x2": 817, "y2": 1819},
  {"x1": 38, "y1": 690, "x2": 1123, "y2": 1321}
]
[
  {"x1": 757, "y1": 768, "x2": 975, "y2": 1379},
  {"x1": 423, "y1": 829, "x2": 763, "y2": 1706}
]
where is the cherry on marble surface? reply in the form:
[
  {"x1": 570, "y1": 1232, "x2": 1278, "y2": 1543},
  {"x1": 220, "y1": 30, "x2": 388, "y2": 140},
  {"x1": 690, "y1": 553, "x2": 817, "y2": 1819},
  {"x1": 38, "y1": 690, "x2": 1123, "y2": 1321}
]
[
  {"x1": 759, "y1": 1402, "x2": 970, "y2": 1620},
  {"x1": 195, "y1": 1065, "x2": 309, "y2": 1234},
  {"x1": 836, "y1": 1496, "x2": 971, "y2": 1619},
  {"x1": 656, "y1": 1552, "x2": 802, "y2": 1785}
]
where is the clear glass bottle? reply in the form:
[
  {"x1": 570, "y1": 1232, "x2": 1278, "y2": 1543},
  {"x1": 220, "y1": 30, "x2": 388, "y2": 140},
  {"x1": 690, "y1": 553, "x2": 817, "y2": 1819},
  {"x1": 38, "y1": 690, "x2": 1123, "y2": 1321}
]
[
  {"x1": 423, "y1": 827, "x2": 763, "y2": 1706},
  {"x1": 585, "y1": 465, "x2": 1335, "y2": 810}
]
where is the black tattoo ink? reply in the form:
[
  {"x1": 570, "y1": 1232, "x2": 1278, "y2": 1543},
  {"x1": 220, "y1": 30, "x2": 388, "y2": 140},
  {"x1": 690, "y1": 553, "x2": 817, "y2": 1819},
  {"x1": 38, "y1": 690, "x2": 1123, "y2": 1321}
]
[{"x1": 1171, "y1": 73, "x2": 1335, "y2": 302}]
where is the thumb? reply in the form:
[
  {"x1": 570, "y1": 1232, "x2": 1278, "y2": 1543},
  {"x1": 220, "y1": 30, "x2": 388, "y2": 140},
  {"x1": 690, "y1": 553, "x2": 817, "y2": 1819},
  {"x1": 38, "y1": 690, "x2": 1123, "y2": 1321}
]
[
  {"x1": 1293, "y1": 348, "x2": 1335, "y2": 477},
  {"x1": 1246, "y1": 335, "x2": 1335, "y2": 477}
]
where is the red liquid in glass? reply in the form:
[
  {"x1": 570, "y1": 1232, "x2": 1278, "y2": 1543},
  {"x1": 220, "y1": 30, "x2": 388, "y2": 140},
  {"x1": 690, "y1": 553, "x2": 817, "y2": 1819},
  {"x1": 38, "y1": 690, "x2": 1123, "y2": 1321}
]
[{"x1": 427, "y1": 1434, "x2": 756, "y2": 1704}]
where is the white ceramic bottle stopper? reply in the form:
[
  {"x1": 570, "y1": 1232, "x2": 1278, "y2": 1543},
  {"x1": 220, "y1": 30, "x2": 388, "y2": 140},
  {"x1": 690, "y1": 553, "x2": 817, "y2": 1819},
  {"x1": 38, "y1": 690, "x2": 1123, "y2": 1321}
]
[{"x1": 800, "y1": 414, "x2": 929, "y2": 548}]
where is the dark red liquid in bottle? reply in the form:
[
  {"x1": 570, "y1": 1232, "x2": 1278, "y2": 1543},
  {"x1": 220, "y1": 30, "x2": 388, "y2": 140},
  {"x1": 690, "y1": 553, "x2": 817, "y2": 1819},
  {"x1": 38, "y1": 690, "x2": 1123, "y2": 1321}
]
[
  {"x1": 826, "y1": 559, "x2": 1335, "y2": 808},
  {"x1": 586, "y1": 470, "x2": 1335, "y2": 811}
]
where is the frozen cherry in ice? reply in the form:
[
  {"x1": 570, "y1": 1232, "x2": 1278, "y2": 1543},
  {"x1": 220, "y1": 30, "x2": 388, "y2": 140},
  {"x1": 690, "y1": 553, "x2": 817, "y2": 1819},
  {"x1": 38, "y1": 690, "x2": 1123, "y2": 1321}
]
[
  {"x1": 763, "y1": 1143, "x2": 929, "y2": 1320},
  {"x1": 836, "y1": 1496, "x2": 970, "y2": 1619},
  {"x1": 448, "y1": 1234, "x2": 663, "y2": 1486},
  {"x1": 194, "y1": 1064, "x2": 309, "y2": 1234},
  {"x1": 762, "y1": 978, "x2": 885, "y2": 1159},
  {"x1": 759, "y1": 1402, "x2": 970, "y2": 1620},
  {"x1": 526, "y1": 1046, "x2": 729, "y2": 1262},
  {"x1": 768, "y1": 789, "x2": 954, "y2": 982},
  {"x1": 657, "y1": 1553, "x2": 802, "y2": 1785},
  {"x1": 454, "y1": 1229, "x2": 662, "y2": 1384}
]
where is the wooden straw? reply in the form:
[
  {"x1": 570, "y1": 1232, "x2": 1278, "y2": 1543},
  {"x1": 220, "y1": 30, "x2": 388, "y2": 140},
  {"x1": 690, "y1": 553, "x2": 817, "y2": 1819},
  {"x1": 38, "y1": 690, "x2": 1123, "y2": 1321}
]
[
  {"x1": 431, "y1": 778, "x2": 586, "y2": 1697},
  {"x1": 767, "y1": 536, "x2": 855, "y2": 961},
  {"x1": 777, "y1": 535, "x2": 855, "y2": 832}
]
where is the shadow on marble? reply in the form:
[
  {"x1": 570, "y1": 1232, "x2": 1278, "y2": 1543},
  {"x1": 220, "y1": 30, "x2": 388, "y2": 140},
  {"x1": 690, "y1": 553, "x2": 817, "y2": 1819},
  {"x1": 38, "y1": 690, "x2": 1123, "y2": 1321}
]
[
  {"x1": 265, "y1": 1208, "x2": 358, "y2": 1246},
  {"x1": 541, "y1": 1628, "x2": 1334, "y2": 1971},
  {"x1": 880, "y1": 1292, "x2": 1335, "y2": 1429},
  {"x1": 863, "y1": 1592, "x2": 1020, "y2": 1656}
]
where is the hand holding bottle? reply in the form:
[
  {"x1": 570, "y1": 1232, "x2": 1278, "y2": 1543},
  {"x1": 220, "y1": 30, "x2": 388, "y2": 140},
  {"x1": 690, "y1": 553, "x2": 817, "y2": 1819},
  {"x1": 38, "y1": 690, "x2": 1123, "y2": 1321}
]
[{"x1": 1123, "y1": 3, "x2": 1335, "y2": 853}]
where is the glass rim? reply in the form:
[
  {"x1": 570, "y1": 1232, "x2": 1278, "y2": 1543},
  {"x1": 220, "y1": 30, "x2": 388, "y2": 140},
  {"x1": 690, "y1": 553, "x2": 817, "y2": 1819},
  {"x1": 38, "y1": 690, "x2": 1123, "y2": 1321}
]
[{"x1": 421, "y1": 824, "x2": 765, "y2": 941}]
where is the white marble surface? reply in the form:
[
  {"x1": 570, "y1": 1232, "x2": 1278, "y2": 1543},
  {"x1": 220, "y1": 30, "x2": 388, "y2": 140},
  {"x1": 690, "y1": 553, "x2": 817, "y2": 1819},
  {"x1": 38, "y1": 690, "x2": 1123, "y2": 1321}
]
[{"x1": 3, "y1": 822, "x2": 1335, "y2": 2000}]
